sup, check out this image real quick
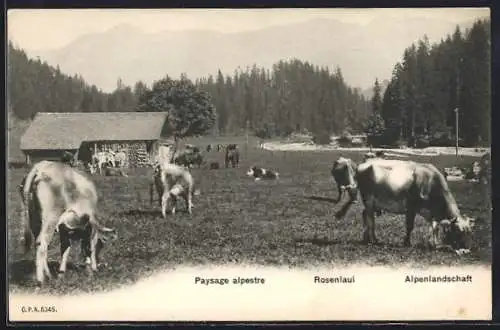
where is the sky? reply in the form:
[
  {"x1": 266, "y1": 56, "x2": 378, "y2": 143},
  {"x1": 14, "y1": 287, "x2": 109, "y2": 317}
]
[{"x1": 8, "y1": 8, "x2": 490, "y2": 52}]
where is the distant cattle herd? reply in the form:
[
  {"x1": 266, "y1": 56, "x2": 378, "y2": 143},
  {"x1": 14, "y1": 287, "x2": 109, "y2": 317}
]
[{"x1": 15, "y1": 140, "x2": 490, "y2": 289}]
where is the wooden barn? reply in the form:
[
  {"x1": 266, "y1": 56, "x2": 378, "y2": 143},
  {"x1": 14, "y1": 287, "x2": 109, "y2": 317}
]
[{"x1": 20, "y1": 112, "x2": 174, "y2": 167}]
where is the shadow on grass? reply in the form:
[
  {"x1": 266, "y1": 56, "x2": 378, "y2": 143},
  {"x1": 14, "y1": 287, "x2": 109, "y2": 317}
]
[
  {"x1": 118, "y1": 209, "x2": 163, "y2": 217},
  {"x1": 9, "y1": 259, "x2": 94, "y2": 288},
  {"x1": 119, "y1": 209, "x2": 194, "y2": 217},
  {"x1": 294, "y1": 237, "x2": 432, "y2": 252},
  {"x1": 9, "y1": 259, "x2": 77, "y2": 286},
  {"x1": 303, "y1": 195, "x2": 338, "y2": 204}
]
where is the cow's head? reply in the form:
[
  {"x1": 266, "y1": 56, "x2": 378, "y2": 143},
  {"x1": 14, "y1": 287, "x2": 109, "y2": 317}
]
[
  {"x1": 332, "y1": 158, "x2": 358, "y2": 198},
  {"x1": 441, "y1": 215, "x2": 475, "y2": 254}
]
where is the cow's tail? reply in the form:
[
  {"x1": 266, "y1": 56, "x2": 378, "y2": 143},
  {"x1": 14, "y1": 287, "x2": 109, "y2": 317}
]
[{"x1": 20, "y1": 167, "x2": 39, "y2": 254}]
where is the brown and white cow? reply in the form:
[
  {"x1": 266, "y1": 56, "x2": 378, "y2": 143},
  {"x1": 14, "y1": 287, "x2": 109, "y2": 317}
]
[
  {"x1": 355, "y1": 158, "x2": 475, "y2": 254},
  {"x1": 19, "y1": 160, "x2": 116, "y2": 287}
]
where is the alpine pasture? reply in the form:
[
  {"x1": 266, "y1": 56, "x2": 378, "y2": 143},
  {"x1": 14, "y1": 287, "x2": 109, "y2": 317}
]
[{"x1": 8, "y1": 136, "x2": 491, "y2": 296}]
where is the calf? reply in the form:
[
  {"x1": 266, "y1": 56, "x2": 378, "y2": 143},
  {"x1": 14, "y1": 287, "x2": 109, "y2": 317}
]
[
  {"x1": 158, "y1": 162, "x2": 198, "y2": 218},
  {"x1": 165, "y1": 183, "x2": 201, "y2": 215},
  {"x1": 355, "y1": 158, "x2": 475, "y2": 254},
  {"x1": 19, "y1": 161, "x2": 116, "y2": 287}
]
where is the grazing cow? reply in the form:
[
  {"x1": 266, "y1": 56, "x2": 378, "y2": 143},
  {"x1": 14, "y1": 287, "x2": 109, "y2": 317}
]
[
  {"x1": 174, "y1": 151, "x2": 204, "y2": 169},
  {"x1": 355, "y1": 158, "x2": 475, "y2": 254},
  {"x1": 92, "y1": 151, "x2": 115, "y2": 175},
  {"x1": 19, "y1": 161, "x2": 116, "y2": 287},
  {"x1": 225, "y1": 144, "x2": 240, "y2": 168},
  {"x1": 158, "y1": 163, "x2": 198, "y2": 218},
  {"x1": 209, "y1": 162, "x2": 220, "y2": 170},
  {"x1": 246, "y1": 166, "x2": 279, "y2": 181}
]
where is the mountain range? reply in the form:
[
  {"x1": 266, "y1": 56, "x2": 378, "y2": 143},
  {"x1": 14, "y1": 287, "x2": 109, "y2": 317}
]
[{"x1": 26, "y1": 16, "x2": 484, "y2": 93}]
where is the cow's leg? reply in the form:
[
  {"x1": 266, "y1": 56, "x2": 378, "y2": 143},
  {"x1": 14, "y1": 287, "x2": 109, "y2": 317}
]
[
  {"x1": 404, "y1": 209, "x2": 416, "y2": 247},
  {"x1": 57, "y1": 225, "x2": 71, "y2": 275},
  {"x1": 35, "y1": 216, "x2": 57, "y2": 286},
  {"x1": 80, "y1": 224, "x2": 92, "y2": 265},
  {"x1": 88, "y1": 218, "x2": 104, "y2": 272},
  {"x1": 335, "y1": 188, "x2": 356, "y2": 220},
  {"x1": 430, "y1": 220, "x2": 440, "y2": 249},
  {"x1": 361, "y1": 198, "x2": 377, "y2": 244},
  {"x1": 185, "y1": 190, "x2": 193, "y2": 215},
  {"x1": 161, "y1": 191, "x2": 171, "y2": 219},
  {"x1": 361, "y1": 209, "x2": 370, "y2": 243},
  {"x1": 171, "y1": 195, "x2": 177, "y2": 215},
  {"x1": 334, "y1": 185, "x2": 344, "y2": 204},
  {"x1": 89, "y1": 227, "x2": 99, "y2": 272},
  {"x1": 157, "y1": 185, "x2": 164, "y2": 207},
  {"x1": 34, "y1": 187, "x2": 60, "y2": 286}
]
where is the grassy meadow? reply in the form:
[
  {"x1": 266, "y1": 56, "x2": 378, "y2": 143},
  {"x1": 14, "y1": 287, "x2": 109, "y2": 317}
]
[{"x1": 7, "y1": 136, "x2": 491, "y2": 295}]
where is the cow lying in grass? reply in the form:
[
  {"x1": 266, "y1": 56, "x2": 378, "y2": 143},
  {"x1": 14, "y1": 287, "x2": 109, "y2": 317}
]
[
  {"x1": 355, "y1": 158, "x2": 475, "y2": 254},
  {"x1": 19, "y1": 160, "x2": 117, "y2": 287}
]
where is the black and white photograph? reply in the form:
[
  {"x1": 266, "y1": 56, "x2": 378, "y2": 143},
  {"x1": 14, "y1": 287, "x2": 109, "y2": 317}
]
[{"x1": 7, "y1": 8, "x2": 492, "y2": 322}]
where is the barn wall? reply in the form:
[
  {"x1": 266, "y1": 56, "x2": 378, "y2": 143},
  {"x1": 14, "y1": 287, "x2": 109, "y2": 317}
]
[
  {"x1": 24, "y1": 149, "x2": 77, "y2": 165},
  {"x1": 89, "y1": 140, "x2": 155, "y2": 168}
]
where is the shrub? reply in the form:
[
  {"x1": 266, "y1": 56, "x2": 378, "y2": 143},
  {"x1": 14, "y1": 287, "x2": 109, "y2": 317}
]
[
  {"x1": 312, "y1": 130, "x2": 332, "y2": 145},
  {"x1": 337, "y1": 132, "x2": 353, "y2": 147}
]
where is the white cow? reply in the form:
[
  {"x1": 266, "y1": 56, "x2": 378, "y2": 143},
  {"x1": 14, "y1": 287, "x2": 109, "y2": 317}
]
[
  {"x1": 92, "y1": 151, "x2": 115, "y2": 175},
  {"x1": 158, "y1": 162, "x2": 200, "y2": 218},
  {"x1": 19, "y1": 160, "x2": 116, "y2": 287}
]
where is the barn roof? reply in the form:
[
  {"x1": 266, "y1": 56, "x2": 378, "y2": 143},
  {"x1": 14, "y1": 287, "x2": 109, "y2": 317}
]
[{"x1": 20, "y1": 112, "x2": 170, "y2": 150}]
